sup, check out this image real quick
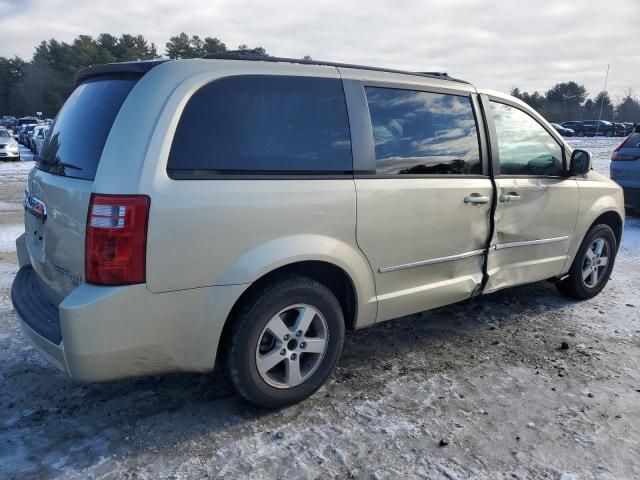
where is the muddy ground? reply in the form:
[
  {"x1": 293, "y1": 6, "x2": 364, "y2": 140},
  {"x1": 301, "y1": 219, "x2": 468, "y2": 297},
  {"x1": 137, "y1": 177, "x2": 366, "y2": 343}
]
[{"x1": 1, "y1": 139, "x2": 639, "y2": 479}]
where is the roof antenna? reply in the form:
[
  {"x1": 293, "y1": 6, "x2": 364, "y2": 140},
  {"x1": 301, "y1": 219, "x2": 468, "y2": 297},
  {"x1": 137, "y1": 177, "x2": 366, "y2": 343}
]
[{"x1": 594, "y1": 64, "x2": 610, "y2": 141}]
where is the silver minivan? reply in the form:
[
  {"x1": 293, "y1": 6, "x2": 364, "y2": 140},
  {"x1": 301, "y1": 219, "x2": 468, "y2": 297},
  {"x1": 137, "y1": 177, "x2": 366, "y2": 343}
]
[{"x1": 12, "y1": 53, "x2": 624, "y2": 407}]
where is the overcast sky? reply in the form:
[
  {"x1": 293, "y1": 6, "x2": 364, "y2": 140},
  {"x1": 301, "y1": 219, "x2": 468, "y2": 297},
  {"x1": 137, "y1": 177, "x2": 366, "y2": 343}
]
[{"x1": 0, "y1": 0, "x2": 638, "y2": 99}]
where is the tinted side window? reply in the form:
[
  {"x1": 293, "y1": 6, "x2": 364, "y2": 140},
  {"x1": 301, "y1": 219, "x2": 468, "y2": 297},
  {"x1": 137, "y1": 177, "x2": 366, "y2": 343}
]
[
  {"x1": 168, "y1": 76, "x2": 352, "y2": 175},
  {"x1": 490, "y1": 102, "x2": 563, "y2": 176},
  {"x1": 365, "y1": 87, "x2": 481, "y2": 175}
]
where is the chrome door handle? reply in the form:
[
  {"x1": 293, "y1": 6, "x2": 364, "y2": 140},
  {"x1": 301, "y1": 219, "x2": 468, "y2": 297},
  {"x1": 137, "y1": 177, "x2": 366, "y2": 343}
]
[
  {"x1": 499, "y1": 192, "x2": 521, "y2": 203},
  {"x1": 464, "y1": 194, "x2": 490, "y2": 205}
]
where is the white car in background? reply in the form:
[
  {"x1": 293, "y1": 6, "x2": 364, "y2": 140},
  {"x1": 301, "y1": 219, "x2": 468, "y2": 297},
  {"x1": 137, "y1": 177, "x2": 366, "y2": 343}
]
[
  {"x1": 28, "y1": 125, "x2": 47, "y2": 153},
  {"x1": 0, "y1": 127, "x2": 20, "y2": 161},
  {"x1": 33, "y1": 125, "x2": 49, "y2": 155}
]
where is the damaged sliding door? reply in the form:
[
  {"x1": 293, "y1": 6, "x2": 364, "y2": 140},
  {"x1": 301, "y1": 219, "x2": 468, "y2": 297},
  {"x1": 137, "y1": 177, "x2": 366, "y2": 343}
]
[{"x1": 341, "y1": 76, "x2": 493, "y2": 322}]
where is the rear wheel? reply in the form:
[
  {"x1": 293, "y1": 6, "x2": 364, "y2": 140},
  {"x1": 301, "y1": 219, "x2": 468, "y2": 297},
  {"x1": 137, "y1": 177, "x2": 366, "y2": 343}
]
[
  {"x1": 557, "y1": 224, "x2": 617, "y2": 299},
  {"x1": 226, "y1": 274, "x2": 345, "y2": 408}
]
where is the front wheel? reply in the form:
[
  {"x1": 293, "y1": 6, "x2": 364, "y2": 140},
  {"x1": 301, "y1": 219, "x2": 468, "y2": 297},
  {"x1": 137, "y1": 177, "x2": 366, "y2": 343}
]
[
  {"x1": 226, "y1": 274, "x2": 345, "y2": 408},
  {"x1": 557, "y1": 224, "x2": 617, "y2": 299}
]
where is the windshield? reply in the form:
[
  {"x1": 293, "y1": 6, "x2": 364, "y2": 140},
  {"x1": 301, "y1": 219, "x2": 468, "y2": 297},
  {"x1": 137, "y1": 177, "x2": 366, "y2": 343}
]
[
  {"x1": 37, "y1": 77, "x2": 137, "y2": 180},
  {"x1": 0, "y1": 129, "x2": 9, "y2": 139}
]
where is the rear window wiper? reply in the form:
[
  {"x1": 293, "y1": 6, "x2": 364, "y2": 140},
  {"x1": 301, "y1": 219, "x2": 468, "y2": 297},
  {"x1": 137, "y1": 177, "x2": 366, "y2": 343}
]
[{"x1": 36, "y1": 155, "x2": 83, "y2": 171}]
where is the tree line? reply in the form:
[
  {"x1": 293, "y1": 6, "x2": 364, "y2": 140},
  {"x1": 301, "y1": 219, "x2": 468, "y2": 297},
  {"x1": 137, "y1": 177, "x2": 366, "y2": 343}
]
[
  {"x1": 0, "y1": 33, "x2": 268, "y2": 118},
  {"x1": 511, "y1": 82, "x2": 640, "y2": 123},
  {"x1": 1, "y1": 32, "x2": 639, "y2": 124}
]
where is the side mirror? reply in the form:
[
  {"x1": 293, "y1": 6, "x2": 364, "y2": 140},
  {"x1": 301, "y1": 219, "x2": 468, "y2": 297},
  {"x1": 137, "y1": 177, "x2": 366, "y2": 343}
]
[{"x1": 568, "y1": 149, "x2": 591, "y2": 176}]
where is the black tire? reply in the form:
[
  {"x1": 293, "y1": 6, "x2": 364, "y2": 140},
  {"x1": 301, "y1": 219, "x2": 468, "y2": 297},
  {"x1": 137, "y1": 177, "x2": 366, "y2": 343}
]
[
  {"x1": 226, "y1": 274, "x2": 344, "y2": 408},
  {"x1": 557, "y1": 224, "x2": 617, "y2": 299}
]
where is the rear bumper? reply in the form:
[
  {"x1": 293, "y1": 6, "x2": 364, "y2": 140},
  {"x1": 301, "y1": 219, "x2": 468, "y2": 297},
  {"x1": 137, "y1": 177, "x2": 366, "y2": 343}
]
[
  {"x1": 12, "y1": 241, "x2": 247, "y2": 381},
  {"x1": 12, "y1": 266, "x2": 62, "y2": 344}
]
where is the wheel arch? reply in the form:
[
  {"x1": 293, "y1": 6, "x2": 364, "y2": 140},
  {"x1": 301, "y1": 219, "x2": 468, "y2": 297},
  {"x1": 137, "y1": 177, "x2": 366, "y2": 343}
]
[
  {"x1": 590, "y1": 210, "x2": 623, "y2": 250},
  {"x1": 564, "y1": 208, "x2": 624, "y2": 274},
  {"x1": 216, "y1": 258, "x2": 372, "y2": 368}
]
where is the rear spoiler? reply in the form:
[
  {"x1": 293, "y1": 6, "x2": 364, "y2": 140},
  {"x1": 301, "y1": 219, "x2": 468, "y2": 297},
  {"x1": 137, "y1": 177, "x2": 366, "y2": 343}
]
[{"x1": 75, "y1": 60, "x2": 169, "y2": 86}]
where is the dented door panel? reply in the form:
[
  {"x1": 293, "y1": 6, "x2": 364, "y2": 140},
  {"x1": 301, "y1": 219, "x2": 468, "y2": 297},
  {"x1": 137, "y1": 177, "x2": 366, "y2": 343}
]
[
  {"x1": 484, "y1": 177, "x2": 579, "y2": 292},
  {"x1": 355, "y1": 178, "x2": 492, "y2": 322}
]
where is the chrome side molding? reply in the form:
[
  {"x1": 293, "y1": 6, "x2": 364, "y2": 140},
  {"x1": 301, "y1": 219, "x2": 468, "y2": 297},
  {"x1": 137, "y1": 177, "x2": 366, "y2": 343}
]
[
  {"x1": 490, "y1": 235, "x2": 570, "y2": 252},
  {"x1": 378, "y1": 236, "x2": 571, "y2": 273},
  {"x1": 379, "y1": 249, "x2": 485, "y2": 273}
]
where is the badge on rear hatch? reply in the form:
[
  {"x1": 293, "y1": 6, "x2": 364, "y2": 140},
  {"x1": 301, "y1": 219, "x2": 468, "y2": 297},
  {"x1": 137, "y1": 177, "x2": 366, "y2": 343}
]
[{"x1": 24, "y1": 190, "x2": 47, "y2": 223}]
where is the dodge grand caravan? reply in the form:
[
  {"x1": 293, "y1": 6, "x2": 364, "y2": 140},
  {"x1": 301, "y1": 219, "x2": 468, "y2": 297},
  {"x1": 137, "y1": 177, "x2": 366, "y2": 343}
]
[{"x1": 12, "y1": 53, "x2": 624, "y2": 408}]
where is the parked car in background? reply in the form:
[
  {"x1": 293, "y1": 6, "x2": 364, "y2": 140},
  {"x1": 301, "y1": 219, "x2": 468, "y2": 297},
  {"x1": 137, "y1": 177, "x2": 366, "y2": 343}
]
[
  {"x1": 16, "y1": 116, "x2": 41, "y2": 130},
  {"x1": 561, "y1": 121, "x2": 584, "y2": 136},
  {"x1": 581, "y1": 120, "x2": 615, "y2": 137},
  {"x1": 622, "y1": 122, "x2": 636, "y2": 135},
  {"x1": 613, "y1": 123, "x2": 628, "y2": 137},
  {"x1": 0, "y1": 127, "x2": 20, "y2": 161},
  {"x1": 28, "y1": 125, "x2": 47, "y2": 152},
  {"x1": 12, "y1": 55, "x2": 624, "y2": 408},
  {"x1": 611, "y1": 124, "x2": 640, "y2": 214},
  {"x1": 1, "y1": 116, "x2": 17, "y2": 130},
  {"x1": 19, "y1": 123, "x2": 38, "y2": 145},
  {"x1": 551, "y1": 123, "x2": 575, "y2": 137},
  {"x1": 32, "y1": 125, "x2": 49, "y2": 155}
]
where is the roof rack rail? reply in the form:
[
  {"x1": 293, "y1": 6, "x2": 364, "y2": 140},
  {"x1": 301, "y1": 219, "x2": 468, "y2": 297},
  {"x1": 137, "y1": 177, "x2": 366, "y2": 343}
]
[
  {"x1": 416, "y1": 71, "x2": 451, "y2": 78},
  {"x1": 201, "y1": 52, "x2": 470, "y2": 84}
]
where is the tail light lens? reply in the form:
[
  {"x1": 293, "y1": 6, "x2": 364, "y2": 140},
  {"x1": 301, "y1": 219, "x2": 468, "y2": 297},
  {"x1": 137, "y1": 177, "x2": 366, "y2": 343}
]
[
  {"x1": 85, "y1": 194, "x2": 150, "y2": 285},
  {"x1": 611, "y1": 135, "x2": 631, "y2": 161}
]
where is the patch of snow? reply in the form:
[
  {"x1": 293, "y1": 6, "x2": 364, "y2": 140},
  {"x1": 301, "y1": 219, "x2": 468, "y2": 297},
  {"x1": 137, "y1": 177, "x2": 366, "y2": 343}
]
[
  {"x1": 0, "y1": 160, "x2": 34, "y2": 176},
  {"x1": 0, "y1": 200, "x2": 22, "y2": 212},
  {"x1": 0, "y1": 262, "x2": 18, "y2": 288},
  {"x1": 0, "y1": 225, "x2": 24, "y2": 252}
]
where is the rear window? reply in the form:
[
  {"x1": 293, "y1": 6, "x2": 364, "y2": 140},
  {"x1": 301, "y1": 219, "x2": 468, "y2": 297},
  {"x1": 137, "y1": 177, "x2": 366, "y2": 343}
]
[
  {"x1": 623, "y1": 133, "x2": 640, "y2": 148},
  {"x1": 167, "y1": 75, "x2": 352, "y2": 177},
  {"x1": 37, "y1": 77, "x2": 137, "y2": 180}
]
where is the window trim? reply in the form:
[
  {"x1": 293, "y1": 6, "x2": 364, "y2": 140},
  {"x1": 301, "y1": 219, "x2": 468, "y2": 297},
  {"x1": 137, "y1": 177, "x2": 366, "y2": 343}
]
[
  {"x1": 485, "y1": 96, "x2": 568, "y2": 178},
  {"x1": 166, "y1": 74, "x2": 354, "y2": 179},
  {"x1": 356, "y1": 82, "x2": 487, "y2": 178}
]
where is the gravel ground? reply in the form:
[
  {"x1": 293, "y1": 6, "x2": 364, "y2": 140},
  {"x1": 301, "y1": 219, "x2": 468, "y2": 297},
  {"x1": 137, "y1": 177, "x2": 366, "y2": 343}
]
[{"x1": 1, "y1": 138, "x2": 639, "y2": 479}]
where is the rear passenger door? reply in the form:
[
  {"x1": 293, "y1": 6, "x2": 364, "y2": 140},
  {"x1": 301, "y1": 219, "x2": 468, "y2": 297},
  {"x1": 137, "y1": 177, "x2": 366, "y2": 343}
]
[
  {"x1": 482, "y1": 96, "x2": 579, "y2": 293},
  {"x1": 341, "y1": 75, "x2": 493, "y2": 322}
]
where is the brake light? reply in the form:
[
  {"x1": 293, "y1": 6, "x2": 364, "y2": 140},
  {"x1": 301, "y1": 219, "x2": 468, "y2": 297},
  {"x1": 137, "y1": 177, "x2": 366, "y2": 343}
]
[
  {"x1": 85, "y1": 194, "x2": 150, "y2": 285},
  {"x1": 611, "y1": 135, "x2": 631, "y2": 161}
]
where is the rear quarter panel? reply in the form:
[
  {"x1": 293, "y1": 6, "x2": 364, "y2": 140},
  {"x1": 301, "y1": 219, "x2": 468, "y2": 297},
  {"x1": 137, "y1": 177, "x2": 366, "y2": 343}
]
[{"x1": 131, "y1": 61, "x2": 378, "y2": 327}]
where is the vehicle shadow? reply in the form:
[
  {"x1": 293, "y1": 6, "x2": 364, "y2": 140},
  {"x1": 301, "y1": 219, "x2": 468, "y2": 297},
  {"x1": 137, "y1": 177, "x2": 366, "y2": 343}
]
[{"x1": 3, "y1": 279, "x2": 578, "y2": 476}]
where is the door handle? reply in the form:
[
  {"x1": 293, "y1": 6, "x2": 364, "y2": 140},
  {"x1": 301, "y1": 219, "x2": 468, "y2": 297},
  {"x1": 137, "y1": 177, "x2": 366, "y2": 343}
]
[
  {"x1": 499, "y1": 192, "x2": 521, "y2": 203},
  {"x1": 463, "y1": 194, "x2": 490, "y2": 205}
]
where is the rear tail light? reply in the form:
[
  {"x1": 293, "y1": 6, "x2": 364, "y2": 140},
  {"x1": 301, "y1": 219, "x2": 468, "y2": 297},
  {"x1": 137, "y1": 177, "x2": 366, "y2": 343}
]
[
  {"x1": 85, "y1": 194, "x2": 150, "y2": 285},
  {"x1": 611, "y1": 135, "x2": 632, "y2": 161}
]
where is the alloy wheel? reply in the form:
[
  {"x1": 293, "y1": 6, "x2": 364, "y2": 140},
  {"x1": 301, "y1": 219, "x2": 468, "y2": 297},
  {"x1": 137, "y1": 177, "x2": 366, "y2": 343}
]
[
  {"x1": 581, "y1": 237, "x2": 610, "y2": 288},
  {"x1": 255, "y1": 303, "x2": 329, "y2": 389}
]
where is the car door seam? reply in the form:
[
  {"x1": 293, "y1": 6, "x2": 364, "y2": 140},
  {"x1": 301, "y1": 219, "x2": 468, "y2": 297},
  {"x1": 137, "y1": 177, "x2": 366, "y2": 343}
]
[{"x1": 475, "y1": 92, "x2": 498, "y2": 297}]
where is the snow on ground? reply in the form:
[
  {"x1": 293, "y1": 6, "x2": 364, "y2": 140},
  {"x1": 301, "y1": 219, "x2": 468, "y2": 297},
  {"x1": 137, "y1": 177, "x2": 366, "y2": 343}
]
[
  {"x1": 0, "y1": 145, "x2": 35, "y2": 184},
  {"x1": 0, "y1": 261, "x2": 18, "y2": 288},
  {"x1": 0, "y1": 137, "x2": 639, "y2": 479},
  {"x1": 0, "y1": 224, "x2": 23, "y2": 252}
]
